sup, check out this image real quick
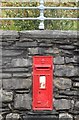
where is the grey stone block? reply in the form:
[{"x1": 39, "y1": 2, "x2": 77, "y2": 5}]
[
  {"x1": 54, "y1": 78, "x2": 72, "y2": 90},
  {"x1": 0, "y1": 73, "x2": 12, "y2": 79},
  {"x1": 59, "y1": 90, "x2": 79, "y2": 96},
  {"x1": 28, "y1": 48, "x2": 38, "y2": 55},
  {"x1": 54, "y1": 56, "x2": 64, "y2": 65},
  {"x1": 74, "y1": 115, "x2": 79, "y2": 120},
  {"x1": 2, "y1": 68, "x2": 29, "y2": 73},
  {"x1": 65, "y1": 56, "x2": 78, "y2": 64},
  {"x1": 60, "y1": 50, "x2": 72, "y2": 56},
  {"x1": 2, "y1": 57, "x2": 11, "y2": 65},
  {"x1": 2, "y1": 41, "x2": 13, "y2": 46},
  {"x1": 75, "y1": 101, "x2": 79, "y2": 110},
  {"x1": 6, "y1": 113, "x2": 20, "y2": 120},
  {"x1": 59, "y1": 45, "x2": 75, "y2": 50},
  {"x1": 54, "y1": 94, "x2": 69, "y2": 99},
  {"x1": 38, "y1": 48, "x2": 45, "y2": 54},
  {"x1": 3, "y1": 78, "x2": 31, "y2": 90},
  {"x1": 2, "y1": 50, "x2": 23, "y2": 57},
  {"x1": 0, "y1": 113, "x2": 3, "y2": 120},
  {"x1": 0, "y1": 59, "x2": 2, "y2": 66},
  {"x1": 0, "y1": 80, "x2": 2, "y2": 88},
  {"x1": 19, "y1": 30, "x2": 78, "y2": 39},
  {"x1": 39, "y1": 43, "x2": 52, "y2": 47},
  {"x1": 54, "y1": 65, "x2": 78, "y2": 77},
  {"x1": 44, "y1": 47, "x2": 60, "y2": 54},
  {"x1": 73, "y1": 82, "x2": 79, "y2": 87},
  {"x1": 11, "y1": 58, "x2": 31, "y2": 67},
  {"x1": 14, "y1": 94, "x2": 31, "y2": 110},
  {"x1": 54, "y1": 99, "x2": 71, "y2": 110},
  {"x1": 23, "y1": 115, "x2": 58, "y2": 120},
  {"x1": 59, "y1": 113, "x2": 73, "y2": 120},
  {"x1": 0, "y1": 102, "x2": 2, "y2": 108},
  {"x1": 16, "y1": 41, "x2": 37, "y2": 47},
  {"x1": 72, "y1": 78, "x2": 79, "y2": 82},
  {"x1": 20, "y1": 38, "x2": 33, "y2": 42},
  {"x1": 0, "y1": 89, "x2": 13, "y2": 102},
  {"x1": 13, "y1": 73, "x2": 31, "y2": 78},
  {"x1": 1, "y1": 30, "x2": 19, "y2": 39}
]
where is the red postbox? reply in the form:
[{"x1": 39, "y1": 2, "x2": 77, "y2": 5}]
[{"x1": 32, "y1": 56, "x2": 53, "y2": 110}]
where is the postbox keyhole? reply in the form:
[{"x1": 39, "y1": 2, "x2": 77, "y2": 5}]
[{"x1": 39, "y1": 91, "x2": 41, "y2": 94}]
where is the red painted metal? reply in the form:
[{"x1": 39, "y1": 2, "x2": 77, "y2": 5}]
[{"x1": 32, "y1": 56, "x2": 53, "y2": 110}]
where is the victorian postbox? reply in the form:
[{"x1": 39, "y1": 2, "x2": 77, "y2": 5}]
[{"x1": 32, "y1": 56, "x2": 53, "y2": 110}]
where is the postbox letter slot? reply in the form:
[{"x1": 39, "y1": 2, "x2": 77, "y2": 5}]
[
  {"x1": 35, "y1": 65, "x2": 51, "y2": 70},
  {"x1": 36, "y1": 67, "x2": 50, "y2": 70},
  {"x1": 35, "y1": 65, "x2": 51, "y2": 68}
]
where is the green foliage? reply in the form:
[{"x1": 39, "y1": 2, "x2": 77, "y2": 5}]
[{"x1": 0, "y1": 2, "x2": 79, "y2": 30}]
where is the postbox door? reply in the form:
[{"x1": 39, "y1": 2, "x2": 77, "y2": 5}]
[{"x1": 36, "y1": 75, "x2": 52, "y2": 108}]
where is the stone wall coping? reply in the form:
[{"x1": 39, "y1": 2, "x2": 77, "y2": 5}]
[{"x1": 0, "y1": 30, "x2": 79, "y2": 39}]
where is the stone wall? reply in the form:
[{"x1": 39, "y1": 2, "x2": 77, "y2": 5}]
[{"x1": 0, "y1": 30, "x2": 79, "y2": 120}]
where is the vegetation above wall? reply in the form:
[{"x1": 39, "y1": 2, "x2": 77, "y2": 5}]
[{"x1": 0, "y1": 2, "x2": 79, "y2": 30}]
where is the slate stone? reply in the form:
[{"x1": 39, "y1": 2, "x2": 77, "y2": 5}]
[
  {"x1": 59, "y1": 90, "x2": 79, "y2": 96},
  {"x1": 14, "y1": 94, "x2": 31, "y2": 110},
  {"x1": 13, "y1": 73, "x2": 31, "y2": 78},
  {"x1": 0, "y1": 89, "x2": 13, "y2": 102},
  {"x1": 2, "y1": 57, "x2": 12, "y2": 65},
  {"x1": 0, "y1": 73, "x2": 12, "y2": 79},
  {"x1": 59, "y1": 45, "x2": 75, "y2": 50},
  {"x1": 0, "y1": 80, "x2": 2, "y2": 89},
  {"x1": 65, "y1": 56, "x2": 78, "y2": 64},
  {"x1": 59, "y1": 113, "x2": 73, "y2": 120},
  {"x1": 16, "y1": 41, "x2": 37, "y2": 47},
  {"x1": 54, "y1": 99, "x2": 71, "y2": 110},
  {"x1": 74, "y1": 115, "x2": 79, "y2": 120},
  {"x1": 54, "y1": 56, "x2": 64, "y2": 64},
  {"x1": 20, "y1": 38, "x2": 33, "y2": 42},
  {"x1": 3, "y1": 78, "x2": 32, "y2": 90},
  {"x1": 60, "y1": 50, "x2": 73, "y2": 56},
  {"x1": 23, "y1": 115, "x2": 58, "y2": 120},
  {"x1": 19, "y1": 30, "x2": 78, "y2": 39},
  {"x1": 1, "y1": 30, "x2": 19, "y2": 39},
  {"x1": 75, "y1": 101, "x2": 79, "y2": 110},
  {"x1": 28, "y1": 48, "x2": 38, "y2": 55},
  {"x1": 54, "y1": 94, "x2": 69, "y2": 99},
  {"x1": 6, "y1": 113, "x2": 20, "y2": 120},
  {"x1": 44, "y1": 47, "x2": 60, "y2": 54},
  {"x1": 0, "y1": 113, "x2": 3, "y2": 120},
  {"x1": 54, "y1": 65, "x2": 78, "y2": 77},
  {"x1": 39, "y1": 43, "x2": 52, "y2": 47},
  {"x1": 73, "y1": 82, "x2": 79, "y2": 88},
  {"x1": 54, "y1": 78, "x2": 72, "y2": 90},
  {"x1": 11, "y1": 58, "x2": 32, "y2": 67},
  {"x1": 38, "y1": 48, "x2": 45, "y2": 54},
  {"x1": 2, "y1": 68, "x2": 29, "y2": 73},
  {"x1": 2, "y1": 50, "x2": 23, "y2": 57},
  {"x1": 72, "y1": 78, "x2": 79, "y2": 82},
  {"x1": 2, "y1": 41, "x2": 14, "y2": 46}
]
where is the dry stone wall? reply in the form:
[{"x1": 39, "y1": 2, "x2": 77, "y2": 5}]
[{"x1": 0, "y1": 30, "x2": 79, "y2": 120}]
